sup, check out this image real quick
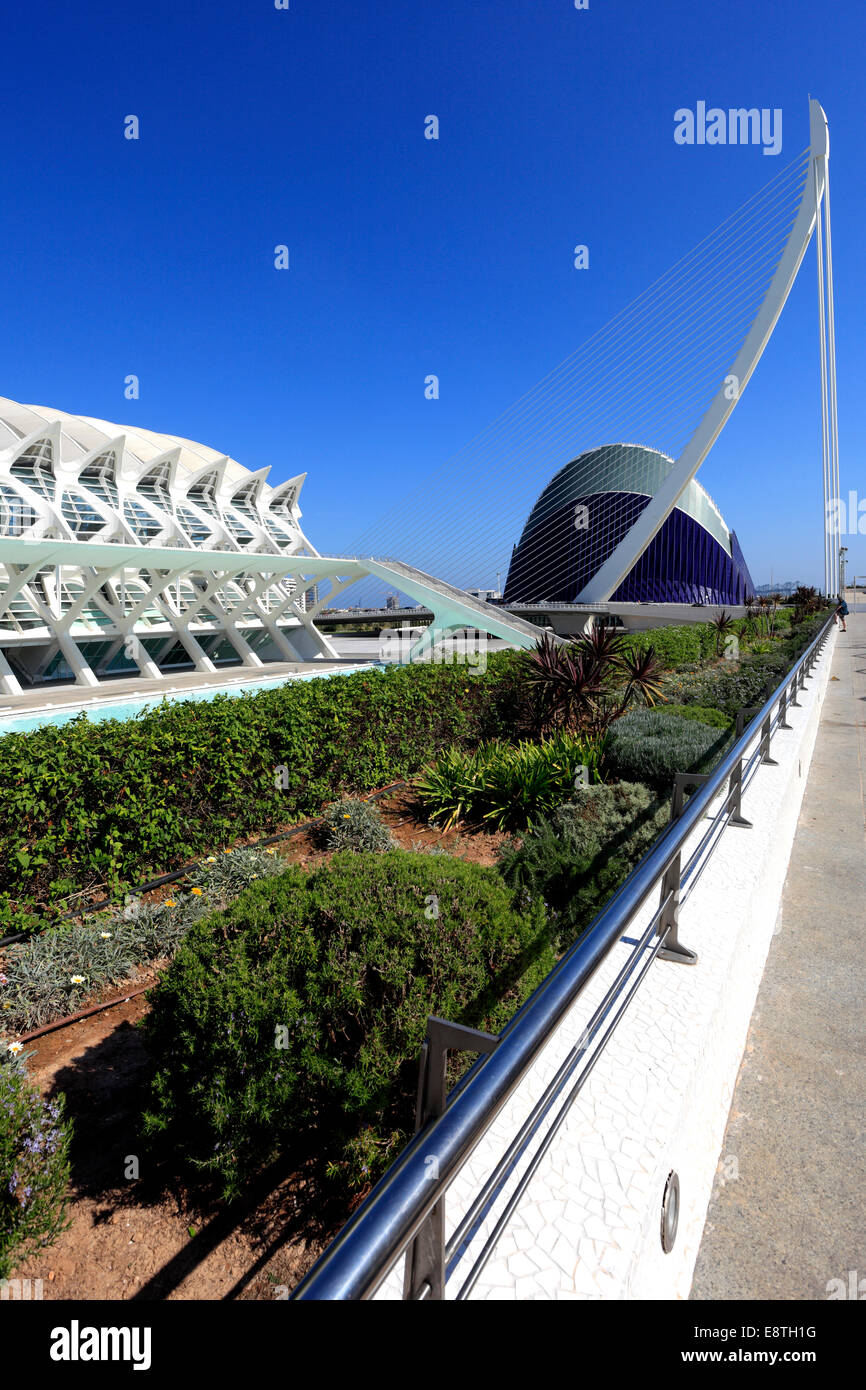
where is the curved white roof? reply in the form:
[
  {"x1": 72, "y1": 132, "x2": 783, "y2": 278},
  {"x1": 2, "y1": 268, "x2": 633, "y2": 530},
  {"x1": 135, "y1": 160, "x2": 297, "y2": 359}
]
[
  {"x1": 522, "y1": 442, "x2": 732, "y2": 555},
  {"x1": 0, "y1": 393, "x2": 312, "y2": 556},
  {"x1": 6, "y1": 399, "x2": 260, "y2": 490}
]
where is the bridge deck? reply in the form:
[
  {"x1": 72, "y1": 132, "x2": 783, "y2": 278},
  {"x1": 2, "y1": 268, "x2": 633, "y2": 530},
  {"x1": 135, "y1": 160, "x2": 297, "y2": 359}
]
[{"x1": 691, "y1": 601, "x2": 866, "y2": 1299}]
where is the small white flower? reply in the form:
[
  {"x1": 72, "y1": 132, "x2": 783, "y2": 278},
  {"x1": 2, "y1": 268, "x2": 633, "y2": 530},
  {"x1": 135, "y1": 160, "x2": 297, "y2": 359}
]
[
  {"x1": 70, "y1": 975, "x2": 86, "y2": 985},
  {"x1": 7, "y1": 1041, "x2": 23, "y2": 1055},
  {"x1": 100, "y1": 932, "x2": 112, "y2": 940}
]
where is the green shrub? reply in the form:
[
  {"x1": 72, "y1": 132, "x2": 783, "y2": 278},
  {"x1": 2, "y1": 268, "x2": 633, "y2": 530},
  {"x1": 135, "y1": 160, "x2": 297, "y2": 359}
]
[
  {"x1": 678, "y1": 659, "x2": 780, "y2": 716},
  {"x1": 498, "y1": 782, "x2": 670, "y2": 950},
  {"x1": 0, "y1": 1060, "x2": 72, "y2": 1278},
  {"x1": 603, "y1": 710, "x2": 727, "y2": 788},
  {"x1": 416, "y1": 731, "x2": 605, "y2": 830},
  {"x1": 0, "y1": 652, "x2": 528, "y2": 932},
  {"x1": 141, "y1": 852, "x2": 555, "y2": 1198},
  {"x1": 317, "y1": 797, "x2": 395, "y2": 852},
  {"x1": 697, "y1": 624, "x2": 719, "y2": 660},
  {"x1": 660, "y1": 704, "x2": 734, "y2": 731}
]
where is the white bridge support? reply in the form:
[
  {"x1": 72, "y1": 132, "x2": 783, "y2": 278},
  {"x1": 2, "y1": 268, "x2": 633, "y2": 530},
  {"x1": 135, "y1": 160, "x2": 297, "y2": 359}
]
[
  {"x1": 578, "y1": 99, "x2": 836, "y2": 605},
  {"x1": 362, "y1": 558, "x2": 548, "y2": 660}
]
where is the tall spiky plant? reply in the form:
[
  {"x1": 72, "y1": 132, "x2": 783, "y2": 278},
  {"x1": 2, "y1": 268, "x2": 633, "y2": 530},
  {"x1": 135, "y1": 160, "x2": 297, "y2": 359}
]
[
  {"x1": 525, "y1": 630, "x2": 662, "y2": 737},
  {"x1": 524, "y1": 634, "x2": 605, "y2": 733},
  {"x1": 710, "y1": 608, "x2": 736, "y2": 656}
]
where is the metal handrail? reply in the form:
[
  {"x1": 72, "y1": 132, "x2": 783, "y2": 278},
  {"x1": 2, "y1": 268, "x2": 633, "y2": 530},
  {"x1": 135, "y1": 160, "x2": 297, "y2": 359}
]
[{"x1": 292, "y1": 616, "x2": 835, "y2": 1301}]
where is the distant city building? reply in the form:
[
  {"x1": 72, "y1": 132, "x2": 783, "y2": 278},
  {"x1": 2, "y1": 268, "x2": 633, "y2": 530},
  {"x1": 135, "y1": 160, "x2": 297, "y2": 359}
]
[
  {"x1": 752, "y1": 581, "x2": 801, "y2": 597},
  {"x1": 385, "y1": 594, "x2": 399, "y2": 610},
  {"x1": 504, "y1": 443, "x2": 755, "y2": 607}
]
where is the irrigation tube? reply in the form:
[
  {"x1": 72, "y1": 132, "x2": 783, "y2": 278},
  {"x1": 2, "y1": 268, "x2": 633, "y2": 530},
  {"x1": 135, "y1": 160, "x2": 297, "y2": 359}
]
[{"x1": 14, "y1": 983, "x2": 153, "y2": 1044}]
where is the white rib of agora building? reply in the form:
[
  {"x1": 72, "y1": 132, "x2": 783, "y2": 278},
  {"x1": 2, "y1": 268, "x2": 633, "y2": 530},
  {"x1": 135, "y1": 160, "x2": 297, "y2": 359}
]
[{"x1": 0, "y1": 396, "x2": 542, "y2": 697}]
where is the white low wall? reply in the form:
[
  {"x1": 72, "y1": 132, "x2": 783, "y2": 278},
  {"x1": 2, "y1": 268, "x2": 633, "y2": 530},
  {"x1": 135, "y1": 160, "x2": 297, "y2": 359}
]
[{"x1": 375, "y1": 629, "x2": 836, "y2": 1300}]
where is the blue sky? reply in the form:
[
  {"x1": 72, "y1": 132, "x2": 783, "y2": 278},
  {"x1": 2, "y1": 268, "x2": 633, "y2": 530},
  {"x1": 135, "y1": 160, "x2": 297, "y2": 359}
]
[{"x1": 1, "y1": 0, "x2": 864, "y2": 588}]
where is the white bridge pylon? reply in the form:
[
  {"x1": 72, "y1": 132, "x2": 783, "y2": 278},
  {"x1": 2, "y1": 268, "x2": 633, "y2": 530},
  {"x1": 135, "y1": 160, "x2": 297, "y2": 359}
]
[{"x1": 578, "y1": 98, "x2": 839, "y2": 604}]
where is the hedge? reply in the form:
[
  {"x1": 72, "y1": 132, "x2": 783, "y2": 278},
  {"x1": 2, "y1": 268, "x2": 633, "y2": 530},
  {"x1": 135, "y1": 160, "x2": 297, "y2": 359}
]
[
  {"x1": 626, "y1": 608, "x2": 811, "y2": 670},
  {"x1": 498, "y1": 782, "x2": 670, "y2": 950},
  {"x1": 0, "y1": 615, "x2": 829, "y2": 933},
  {"x1": 662, "y1": 615, "x2": 830, "y2": 716},
  {"x1": 0, "y1": 653, "x2": 526, "y2": 932},
  {"x1": 140, "y1": 852, "x2": 556, "y2": 1198},
  {"x1": 660, "y1": 703, "x2": 734, "y2": 731},
  {"x1": 626, "y1": 624, "x2": 712, "y2": 668}
]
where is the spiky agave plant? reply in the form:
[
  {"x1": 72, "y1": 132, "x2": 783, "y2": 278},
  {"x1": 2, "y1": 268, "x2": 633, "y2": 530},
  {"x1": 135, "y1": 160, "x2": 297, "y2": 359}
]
[
  {"x1": 755, "y1": 594, "x2": 782, "y2": 637},
  {"x1": 790, "y1": 585, "x2": 821, "y2": 625},
  {"x1": 579, "y1": 644, "x2": 667, "y2": 736},
  {"x1": 523, "y1": 633, "x2": 562, "y2": 732},
  {"x1": 525, "y1": 630, "x2": 665, "y2": 737},
  {"x1": 573, "y1": 623, "x2": 630, "y2": 668}
]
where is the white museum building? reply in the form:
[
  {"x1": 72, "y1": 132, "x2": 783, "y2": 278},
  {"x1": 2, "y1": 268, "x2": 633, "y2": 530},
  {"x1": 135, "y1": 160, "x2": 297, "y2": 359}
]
[{"x1": 0, "y1": 396, "x2": 343, "y2": 696}]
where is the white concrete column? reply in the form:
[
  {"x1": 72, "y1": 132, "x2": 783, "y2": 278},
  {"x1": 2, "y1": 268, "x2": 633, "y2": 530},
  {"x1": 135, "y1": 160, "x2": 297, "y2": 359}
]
[
  {"x1": 0, "y1": 647, "x2": 22, "y2": 696},
  {"x1": 221, "y1": 624, "x2": 264, "y2": 668},
  {"x1": 55, "y1": 631, "x2": 100, "y2": 687},
  {"x1": 153, "y1": 616, "x2": 217, "y2": 674},
  {"x1": 124, "y1": 635, "x2": 163, "y2": 681}
]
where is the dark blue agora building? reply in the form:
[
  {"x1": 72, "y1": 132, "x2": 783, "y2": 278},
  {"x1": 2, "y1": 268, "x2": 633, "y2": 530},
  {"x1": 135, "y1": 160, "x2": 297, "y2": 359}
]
[{"x1": 504, "y1": 443, "x2": 755, "y2": 606}]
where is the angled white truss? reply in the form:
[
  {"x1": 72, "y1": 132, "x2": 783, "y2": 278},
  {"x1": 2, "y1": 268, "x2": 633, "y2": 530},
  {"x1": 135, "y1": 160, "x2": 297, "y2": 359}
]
[{"x1": 0, "y1": 402, "x2": 543, "y2": 696}]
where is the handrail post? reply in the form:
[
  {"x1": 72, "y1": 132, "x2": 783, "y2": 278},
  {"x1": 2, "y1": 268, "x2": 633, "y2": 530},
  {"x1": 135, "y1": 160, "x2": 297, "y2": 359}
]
[
  {"x1": 669, "y1": 771, "x2": 710, "y2": 823},
  {"x1": 402, "y1": 1017, "x2": 498, "y2": 1300},
  {"x1": 657, "y1": 849, "x2": 697, "y2": 964},
  {"x1": 728, "y1": 756, "x2": 752, "y2": 827},
  {"x1": 759, "y1": 710, "x2": 778, "y2": 764},
  {"x1": 736, "y1": 705, "x2": 760, "y2": 738},
  {"x1": 778, "y1": 688, "x2": 791, "y2": 729}
]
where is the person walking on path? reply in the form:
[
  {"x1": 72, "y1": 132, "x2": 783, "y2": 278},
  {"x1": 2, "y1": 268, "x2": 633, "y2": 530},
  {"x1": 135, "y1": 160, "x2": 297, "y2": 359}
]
[{"x1": 835, "y1": 594, "x2": 849, "y2": 631}]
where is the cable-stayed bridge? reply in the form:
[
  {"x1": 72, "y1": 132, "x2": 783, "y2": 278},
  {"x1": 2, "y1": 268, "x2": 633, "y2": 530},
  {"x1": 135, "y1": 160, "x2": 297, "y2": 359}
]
[{"x1": 331, "y1": 97, "x2": 840, "y2": 647}]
